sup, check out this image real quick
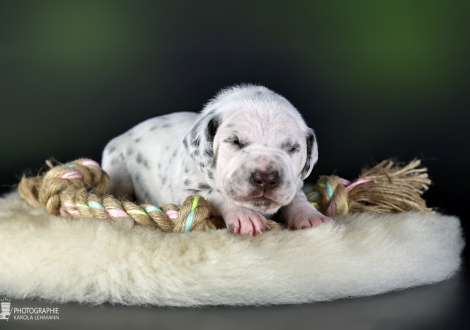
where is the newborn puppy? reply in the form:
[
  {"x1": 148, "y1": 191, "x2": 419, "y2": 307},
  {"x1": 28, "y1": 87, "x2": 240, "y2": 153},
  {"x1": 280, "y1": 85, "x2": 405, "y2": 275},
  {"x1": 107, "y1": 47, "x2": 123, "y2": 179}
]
[{"x1": 102, "y1": 84, "x2": 332, "y2": 235}]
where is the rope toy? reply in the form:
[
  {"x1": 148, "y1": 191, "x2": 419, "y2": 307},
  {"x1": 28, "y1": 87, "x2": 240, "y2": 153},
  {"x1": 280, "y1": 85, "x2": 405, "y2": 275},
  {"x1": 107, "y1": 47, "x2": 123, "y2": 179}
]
[
  {"x1": 306, "y1": 160, "x2": 432, "y2": 217},
  {"x1": 17, "y1": 158, "x2": 431, "y2": 232},
  {"x1": 18, "y1": 159, "x2": 218, "y2": 232}
]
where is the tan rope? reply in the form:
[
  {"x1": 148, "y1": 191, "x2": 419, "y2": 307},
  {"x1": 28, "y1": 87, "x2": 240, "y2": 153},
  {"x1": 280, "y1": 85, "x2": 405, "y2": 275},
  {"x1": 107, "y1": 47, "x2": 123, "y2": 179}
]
[{"x1": 306, "y1": 160, "x2": 432, "y2": 217}]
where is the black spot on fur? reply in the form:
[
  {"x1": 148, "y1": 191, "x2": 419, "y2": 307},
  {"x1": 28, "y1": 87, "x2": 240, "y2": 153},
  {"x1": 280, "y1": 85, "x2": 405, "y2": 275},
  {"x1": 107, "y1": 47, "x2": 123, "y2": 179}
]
[
  {"x1": 111, "y1": 158, "x2": 119, "y2": 166},
  {"x1": 184, "y1": 179, "x2": 191, "y2": 186},
  {"x1": 207, "y1": 170, "x2": 214, "y2": 179},
  {"x1": 191, "y1": 136, "x2": 201, "y2": 148},
  {"x1": 150, "y1": 126, "x2": 157, "y2": 131},
  {"x1": 162, "y1": 123, "x2": 171, "y2": 128},
  {"x1": 136, "y1": 153, "x2": 143, "y2": 164},
  {"x1": 187, "y1": 189, "x2": 201, "y2": 194},
  {"x1": 172, "y1": 150, "x2": 177, "y2": 157},
  {"x1": 158, "y1": 163, "x2": 162, "y2": 169},
  {"x1": 205, "y1": 115, "x2": 221, "y2": 143},
  {"x1": 162, "y1": 176, "x2": 167, "y2": 184},
  {"x1": 303, "y1": 131, "x2": 315, "y2": 174},
  {"x1": 108, "y1": 146, "x2": 116, "y2": 153},
  {"x1": 126, "y1": 148, "x2": 134, "y2": 156},
  {"x1": 227, "y1": 123, "x2": 235, "y2": 128},
  {"x1": 198, "y1": 183, "x2": 211, "y2": 190},
  {"x1": 143, "y1": 160, "x2": 150, "y2": 169},
  {"x1": 135, "y1": 137, "x2": 141, "y2": 143},
  {"x1": 208, "y1": 189, "x2": 213, "y2": 194},
  {"x1": 203, "y1": 148, "x2": 213, "y2": 160},
  {"x1": 184, "y1": 167, "x2": 190, "y2": 173}
]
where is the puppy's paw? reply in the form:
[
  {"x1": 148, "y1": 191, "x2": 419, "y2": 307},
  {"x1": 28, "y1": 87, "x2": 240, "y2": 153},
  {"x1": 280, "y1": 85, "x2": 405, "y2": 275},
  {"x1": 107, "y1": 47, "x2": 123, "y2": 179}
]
[
  {"x1": 224, "y1": 208, "x2": 270, "y2": 236},
  {"x1": 287, "y1": 210, "x2": 333, "y2": 230}
]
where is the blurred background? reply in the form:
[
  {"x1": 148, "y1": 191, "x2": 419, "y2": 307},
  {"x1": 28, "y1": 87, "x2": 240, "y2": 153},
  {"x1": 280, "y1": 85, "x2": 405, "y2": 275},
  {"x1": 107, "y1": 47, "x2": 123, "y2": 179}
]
[
  {"x1": 1, "y1": 0, "x2": 469, "y2": 239},
  {"x1": 0, "y1": 1, "x2": 469, "y2": 327}
]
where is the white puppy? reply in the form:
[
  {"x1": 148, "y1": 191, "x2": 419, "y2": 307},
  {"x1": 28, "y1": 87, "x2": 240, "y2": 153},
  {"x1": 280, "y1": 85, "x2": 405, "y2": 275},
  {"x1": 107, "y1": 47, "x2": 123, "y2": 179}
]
[{"x1": 102, "y1": 85, "x2": 332, "y2": 235}]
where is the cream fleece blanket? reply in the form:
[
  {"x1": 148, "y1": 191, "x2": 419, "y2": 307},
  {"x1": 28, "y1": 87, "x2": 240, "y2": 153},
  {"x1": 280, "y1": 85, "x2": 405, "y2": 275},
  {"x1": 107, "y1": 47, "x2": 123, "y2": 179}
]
[{"x1": 0, "y1": 192, "x2": 464, "y2": 306}]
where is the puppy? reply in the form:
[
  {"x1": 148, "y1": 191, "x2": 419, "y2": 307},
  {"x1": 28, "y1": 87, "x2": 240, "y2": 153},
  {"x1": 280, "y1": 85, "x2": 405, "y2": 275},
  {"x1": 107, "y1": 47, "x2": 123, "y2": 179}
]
[{"x1": 102, "y1": 85, "x2": 332, "y2": 235}]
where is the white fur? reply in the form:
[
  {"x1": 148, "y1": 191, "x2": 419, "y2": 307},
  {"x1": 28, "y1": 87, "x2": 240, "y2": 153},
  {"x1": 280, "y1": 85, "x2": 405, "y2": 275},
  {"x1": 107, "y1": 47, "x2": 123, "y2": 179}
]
[
  {"x1": 0, "y1": 192, "x2": 464, "y2": 306},
  {"x1": 101, "y1": 85, "x2": 330, "y2": 236}
]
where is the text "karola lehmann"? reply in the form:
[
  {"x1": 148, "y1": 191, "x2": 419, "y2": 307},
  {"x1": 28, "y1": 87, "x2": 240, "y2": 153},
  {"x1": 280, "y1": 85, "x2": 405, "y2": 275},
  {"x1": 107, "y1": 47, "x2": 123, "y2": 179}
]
[{"x1": 12, "y1": 307, "x2": 60, "y2": 321}]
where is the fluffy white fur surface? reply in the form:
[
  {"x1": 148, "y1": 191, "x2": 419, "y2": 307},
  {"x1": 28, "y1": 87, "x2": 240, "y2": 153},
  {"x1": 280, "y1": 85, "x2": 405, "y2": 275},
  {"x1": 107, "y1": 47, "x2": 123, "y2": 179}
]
[{"x1": 0, "y1": 192, "x2": 464, "y2": 307}]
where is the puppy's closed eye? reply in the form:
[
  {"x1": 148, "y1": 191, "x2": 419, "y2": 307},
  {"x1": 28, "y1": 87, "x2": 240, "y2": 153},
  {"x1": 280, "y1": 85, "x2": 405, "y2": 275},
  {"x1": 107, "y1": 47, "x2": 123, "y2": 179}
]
[
  {"x1": 224, "y1": 137, "x2": 249, "y2": 149},
  {"x1": 288, "y1": 143, "x2": 300, "y2": 154},
  {"x1": 280, "y1": 140, "x2": 301, "y2": 154}
]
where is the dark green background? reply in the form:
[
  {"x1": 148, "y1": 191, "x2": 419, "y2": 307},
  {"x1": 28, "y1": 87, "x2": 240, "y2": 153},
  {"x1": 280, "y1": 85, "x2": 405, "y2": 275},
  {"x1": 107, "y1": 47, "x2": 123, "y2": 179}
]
[{"x1": 1, "y1": 1, "x2": 468, "y2": 215}]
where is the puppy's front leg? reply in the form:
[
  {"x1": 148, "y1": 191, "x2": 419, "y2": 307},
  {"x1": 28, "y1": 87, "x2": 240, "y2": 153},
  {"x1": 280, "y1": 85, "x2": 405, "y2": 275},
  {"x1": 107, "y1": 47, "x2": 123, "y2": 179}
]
[
  {"x1": 282, "y1": 187, "x2": 333, "y2": 230},
  {"x1": 209, "y1": 194, "x2": 270, "y2": 236}
]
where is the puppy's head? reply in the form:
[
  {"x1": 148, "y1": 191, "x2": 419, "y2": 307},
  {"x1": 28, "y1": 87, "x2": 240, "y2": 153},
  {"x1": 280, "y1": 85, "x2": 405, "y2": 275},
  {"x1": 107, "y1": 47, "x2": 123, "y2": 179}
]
[{"x1": 183, "y1": 85, "x2": 318, "y2": 214}]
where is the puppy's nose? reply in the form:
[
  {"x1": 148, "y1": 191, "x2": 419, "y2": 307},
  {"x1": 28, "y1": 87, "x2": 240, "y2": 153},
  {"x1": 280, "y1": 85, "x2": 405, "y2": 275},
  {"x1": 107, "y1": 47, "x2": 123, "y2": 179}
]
[{"x1": 251, "y1": 170, "x2": 279, "y2": 190}]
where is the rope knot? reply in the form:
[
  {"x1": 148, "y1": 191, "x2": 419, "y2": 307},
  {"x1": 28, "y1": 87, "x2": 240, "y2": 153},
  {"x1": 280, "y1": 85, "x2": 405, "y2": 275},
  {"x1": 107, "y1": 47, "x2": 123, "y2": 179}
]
[
  {"x1": 309, "y1": 176, "x2": 349, "y2": 217},
  {"x1": 19, "y1": 159, "x2": 218, "y2": 232},
  {"x1": 35, "y1": 158, "x2": 111, "y2": 215},
  {"x1": 306, "y1": 160, "x2": 432, "y2": 217}
]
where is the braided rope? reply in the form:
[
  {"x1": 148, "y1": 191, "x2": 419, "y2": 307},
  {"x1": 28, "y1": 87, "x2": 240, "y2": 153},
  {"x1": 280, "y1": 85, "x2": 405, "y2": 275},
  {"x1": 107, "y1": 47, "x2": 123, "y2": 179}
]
[
  {"x1": 306, "y1": 160, "x2": 432, "y2": 217},
  {"x1": 19, "y1": 159, "x2": 217, "y2": 232}
]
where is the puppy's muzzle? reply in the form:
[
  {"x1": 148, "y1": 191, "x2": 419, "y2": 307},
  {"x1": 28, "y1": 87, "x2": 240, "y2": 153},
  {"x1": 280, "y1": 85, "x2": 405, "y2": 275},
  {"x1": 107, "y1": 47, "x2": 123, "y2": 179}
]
[{"x1": 251, "y1": 170, "x2": 279, "y2": 191}]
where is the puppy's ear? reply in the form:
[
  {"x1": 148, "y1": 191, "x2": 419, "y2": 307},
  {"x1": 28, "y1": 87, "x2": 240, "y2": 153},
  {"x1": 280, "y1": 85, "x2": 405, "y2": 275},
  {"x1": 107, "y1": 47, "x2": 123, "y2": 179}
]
[
  {"x1": 183, "y1": 111, "x2": 222, "y2": 167},
  {"x1": 301, "y1": 129, "x2": 318, "y2": 180}
]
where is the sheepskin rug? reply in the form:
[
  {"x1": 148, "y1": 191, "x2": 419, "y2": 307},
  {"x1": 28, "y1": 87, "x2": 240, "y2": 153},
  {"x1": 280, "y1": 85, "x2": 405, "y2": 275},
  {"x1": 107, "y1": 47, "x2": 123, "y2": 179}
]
[{"x1": 0, "y1": 191, "x2": 464, "y2": 307}]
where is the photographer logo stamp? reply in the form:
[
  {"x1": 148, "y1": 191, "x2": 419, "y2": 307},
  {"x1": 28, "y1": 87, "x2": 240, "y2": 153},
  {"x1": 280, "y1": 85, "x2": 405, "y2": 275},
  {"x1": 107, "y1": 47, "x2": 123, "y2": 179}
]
[
  {"x1": 0, "y1": 297, "x2": 11, "y2": 321},
  {"x1": 0, "y1": 296, "x2": 60, "y2": 321}
]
